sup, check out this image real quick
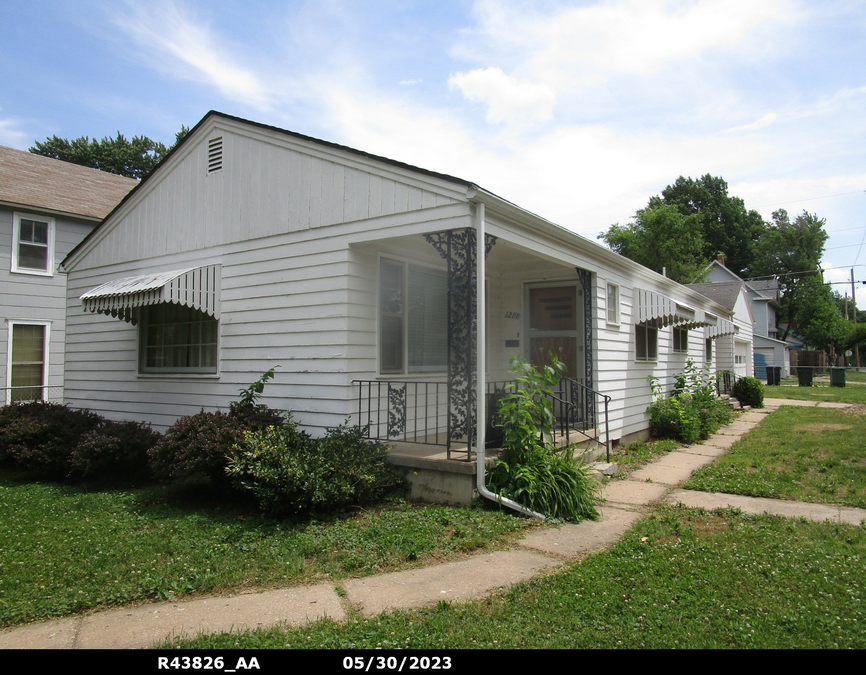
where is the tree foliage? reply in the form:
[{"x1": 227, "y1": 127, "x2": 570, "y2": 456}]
[
  {"x1": 599, "y1": 204, "x2": 706, "y2": 283},
  {"x1": 29, "y1": 126, "x2": 190, "y2": 180},
  {"x1": 655, "y1": 175, "x2": 767, "y2": 278},
  {"x1": 751, "y1": 209, "x2": 829, "y2": 341},
  {"x1": 794, "y1": 276, "x2": 852, "y2": 358}
]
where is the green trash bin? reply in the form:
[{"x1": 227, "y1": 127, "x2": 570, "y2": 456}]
[
  {"x1": 830, "y1": 367, "x2": 846, "y2": 388},
  {"x1": 797, "y1": 367, "x2": 813, "y2": 387}
]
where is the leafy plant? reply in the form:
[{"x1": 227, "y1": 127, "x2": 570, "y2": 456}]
[
  {"x1": 731, "y1": 376, "x2": 764, "y2": 408},
  {"x1": 68, "y1": 420, "x2": 161, "y2": 484},
  {"x1": 490, "y1": 354, "x2": 599, "y2": 522},
  {"x1": 647, "y1": 360, "x2": 733, "y2": 443},
  {"x1": 496, "y1": 354, "x2": 566, "y2": 453},
  {"x1": 226, "y1": 420, "x2": 405, "y2": 515}
]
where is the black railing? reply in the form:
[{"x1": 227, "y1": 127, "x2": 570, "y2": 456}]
[
  {"x1": 354, "y1": 380, "x2": 449, "y2": 447},
  {"x1": 355, "y1": 377, "x2": 611, "y2": 461}
]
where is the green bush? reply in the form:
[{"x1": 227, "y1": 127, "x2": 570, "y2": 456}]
[
  {"x1": 148, "y1": 406, "x2": 285, "y2": 486},
  {"x1": 69, "y1": 420, "x2": 161, "y2": 484},
  {"x1": 226, "y1": 421, "x2": 404, "y2": 515},
  {"x1": 487, "y1": 447, "x2": 599, "y2": 522},
  {"x1": 490, "y1": 354, "x2": 600, "y2": 522},
  {"x1": 731, "y1": 376, "x2": 764, "y2": 408},
  {"x1": 647, "y1": 360, "x2": 734, "y2": 443},
  {"x1": 0, "y1": 402, "x2": 103, "y2": 478}
]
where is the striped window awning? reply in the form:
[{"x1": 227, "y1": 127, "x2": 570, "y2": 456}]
[
  {"x1": 80, "y1": 265, "x2": 221, "y2": 324},
  {"x1": 636, "y1": 289, "x2": 712, "y2": 329},
  {"x1": 706, "y1": 314, "x2": 736, "y2": 337}
]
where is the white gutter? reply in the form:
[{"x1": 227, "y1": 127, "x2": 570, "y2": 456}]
[{"x1": 472, "y1": 199, "x2": 546, "y2": 520}]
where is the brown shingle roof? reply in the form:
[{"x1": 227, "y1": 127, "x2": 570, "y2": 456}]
[{"x1": 0, "y1": 145, "x2": 138, "y2": 220}]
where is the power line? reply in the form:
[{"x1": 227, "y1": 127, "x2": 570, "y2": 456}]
[{"x1": 753, "y1": 189, "x2": 866, "y2": 209}]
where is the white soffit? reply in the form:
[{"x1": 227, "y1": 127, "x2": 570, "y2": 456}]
[{"x1": 80, "y1": 265, "x2": 221, "y2": 324}]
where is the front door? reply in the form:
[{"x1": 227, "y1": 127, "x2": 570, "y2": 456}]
[{"x1": 526, "y1": 283, "x2": 584, "y2": 379}]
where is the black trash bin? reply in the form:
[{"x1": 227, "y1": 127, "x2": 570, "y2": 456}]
[
  {"x1": 830, "y1": 367, "x2": 846, "y2": 388},
  {"x1": 797, "y1": 367, "x2": 813, "y2": 387},
  {"x1": 766, "y1": 365, "x2": 781, "y2": 386}
]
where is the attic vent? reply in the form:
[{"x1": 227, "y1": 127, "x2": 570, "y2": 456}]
[{"x1": 207, "y1": 137, "x2": 223, "y2": 174}]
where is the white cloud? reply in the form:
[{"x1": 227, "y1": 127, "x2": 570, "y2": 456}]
[
  {"x1": 0, "y1": 113, "x2": 30, "y2": 149},
  {"x1": 399, "y1": 79, "x2": 422, "y2": 86},
  {"x1": 456, "y1": 0, "x2": 796, "y2": 94},
  {"x1": 112, "y1": 0, "x2": 273, "y2": 110},
  {"x1": 448, "y1": 67, "x2": 556, "y2": 123}
]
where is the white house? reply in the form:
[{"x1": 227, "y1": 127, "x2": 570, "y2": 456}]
[
  {"x1": 61, "y1": 112, "x2": 745, "y2": 459},
  {"x1": 0, "y1": 145, "x2": 136, "y2": 404}
]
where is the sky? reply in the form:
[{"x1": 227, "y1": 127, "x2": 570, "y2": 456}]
[{"x1": 2, "y1": 0, "x2": 865, "y2": 305}]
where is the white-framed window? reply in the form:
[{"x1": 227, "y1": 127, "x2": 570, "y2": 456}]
[
  {"x1": 379, "y1": 257, "x2": 447, "y2": 375},
  {"x1": 11, "y1": 213, "x2": 55, "y2": 275},
  {"x1": 606, "y1": 282, "x2": 619, "y2": 325},
  {"x1": 635, "y1": 321, "x2": 658, "y2": 361},
  {"x1": 6, "y1": 321, "x2": 50, "y2": 402},
  {"x1": 673, "y1": 326, "x2": 689, "y2": 353},
  {"x1": 139, "y1": 304, "x2": 218, "y2": 374},
  {"x1": 705, "y1": 337, "x2": 713, "y2": 363}
]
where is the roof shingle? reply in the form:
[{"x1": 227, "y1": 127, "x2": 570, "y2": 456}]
[{"x1": 0, "y1": 145, "x2": 138, "y2": 220}]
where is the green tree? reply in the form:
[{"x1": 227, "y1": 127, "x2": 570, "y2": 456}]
[
  {"x1": 794, "y1": 276, "x2": 852, "y2": 359},
  {"x1": 751, "y1": 209, "x2": 829, "y2": 340},
  {"x1": 600, "y1": 204, "x2": 707, "y2": 283},
  {"x1": 656, "y1": 174, "x2": 767, "y2": 278},
  {"x1": 30, "y1": 126, "x2": 190, "y2": 180},
  {"x1": 600, "y1": 174, "x2": 767, "y2": 280}
]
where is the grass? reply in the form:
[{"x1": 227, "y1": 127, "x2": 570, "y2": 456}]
[
  {"x1": 765, "y1": 380, "x2": 866, "y2": 404},
  {"x1": 682, "y1": 406, "x2": 866, "y2": 508},
  {"x1": 608, "y1": 438, "x2": 678, "y2": 475},
  {"x1": 0, "y1": 468, "x2": 538, "y2": 628},
  {"x1": 163, "y1": 505, "x2": 866, "y2": 650}
]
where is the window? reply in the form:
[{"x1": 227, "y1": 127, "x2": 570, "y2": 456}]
[
  {"x1": 379, "y1": 258, "x2": 447, "y2": 374},
  {"x1": 8, "y1": 322, "x2": 48, "y2": 402},
  {"x1": 705, "y1": 338, "x2": 713, "y2": 362},
  {"x1": 673, "y1": 326, "x2": 688, "y2": 353},
  {"x1": 139, "y1": 304, "x2": 218, "y2": 374},
  {"x1": 12, "y1": 213, "x2": 54, "y2": 275},
  {"x1": 635, "y1": 321, "x2": 658, "y2": 361},
  {"x1": 606, "y1": 283, "x2": 619, "y2": 324}
]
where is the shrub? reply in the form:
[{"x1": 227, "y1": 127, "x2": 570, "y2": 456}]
[
  {"x1": 148, "y1": 370, "x2": 286, "y2": 486},
  {"x1": 69, "y1": 420, "x2": 161, "y2": 484},
  {"x1": 487, "y1": 446, "x2": 599, "y2": 522},
  {"x1": 226, "y1": 421, "x2": 404, "y2": 515},
  {"x1": 490, "y1": 354, "x2": 600, "y2": 522},
  {"x1": 0, "y1": 402, "x2": 102, "y2": 478},
  {"x1": 731, "y1": 376, "x2": 764, "y2": 408}
]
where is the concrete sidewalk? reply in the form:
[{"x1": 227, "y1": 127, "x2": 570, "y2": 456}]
[{"x1": 2, "y1": 399, "x2": 864, "y2": 649}]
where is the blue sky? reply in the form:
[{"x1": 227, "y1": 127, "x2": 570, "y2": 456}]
[{"x1": 3, "y1": 0, "x2": 865, "y2": 303}]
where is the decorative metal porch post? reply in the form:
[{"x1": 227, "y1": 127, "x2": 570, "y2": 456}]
[{"x1": 425, "y1": 229, "x2": 496, "y2": 459}]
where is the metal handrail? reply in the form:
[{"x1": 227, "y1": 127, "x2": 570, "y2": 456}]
[{"x1": 564, "y1": 377, "x2": 612, "y2": 462}]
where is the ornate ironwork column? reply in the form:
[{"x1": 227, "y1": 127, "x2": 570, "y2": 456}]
[
  {"x1": 576, "y1": 267, "x2": 594, "y2": 427},
  {"x1": 425, "y1": 228, "x2": 497, "y2": 459}
]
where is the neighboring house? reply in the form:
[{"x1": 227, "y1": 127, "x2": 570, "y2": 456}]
[
  {"x1": 61, "y1": 111, "x2": 744, "y2": 456},
  {"x1": 703, "y1": 259, "x2": 789, "y2": 379},
  {"x1": 0, "y1": 145, "x2": 137, "y2": 404},
  {"x1": 685, "y1": 280, "x2": 755, "y2": 380}
]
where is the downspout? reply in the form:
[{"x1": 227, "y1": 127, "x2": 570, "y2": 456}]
[{"x1": 472, "y1": 198, "x2": 546, "y2": 520}]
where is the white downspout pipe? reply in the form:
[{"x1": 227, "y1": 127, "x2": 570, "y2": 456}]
[{"x1": 472, "y1": 199, "x2": 546, "y2": 520}]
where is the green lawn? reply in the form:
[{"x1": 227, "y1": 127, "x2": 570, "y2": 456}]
[
  {"x1": 766, "y1": 381, "x2": 866, "y2": 404},
  {"x1": 0, "y1": 470, "x2": 537, "y2": 627},
  {"x1": 164, "y1": 505, "x2": 866, "y2": 650},
  {"x1": 682, "y1": 406, "x2": 866, "y2": 508}
]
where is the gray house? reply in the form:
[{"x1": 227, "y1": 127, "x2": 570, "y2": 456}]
[
  {"x1": 61, "y1": 112, "x2": 746, "y2": 457},
  {"x1": 703, "y1": 259, "x2": 789, "y2": 378},
  {"x1": 0, "y1": 145, "x2": 136, "y2": 403}
]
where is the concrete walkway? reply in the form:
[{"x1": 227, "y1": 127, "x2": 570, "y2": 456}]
[{"x1": 2, "y1": 397, "x2": 864, "y2": 649}]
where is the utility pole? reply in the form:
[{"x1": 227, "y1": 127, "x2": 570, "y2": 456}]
[{"x1": 853, "y1": 269, "x2": 860, "y2": 369}]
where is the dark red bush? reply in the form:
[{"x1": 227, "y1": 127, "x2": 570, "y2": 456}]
[{"x1": 69, "y1": 420, "x2": 161, "y2": 484}]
